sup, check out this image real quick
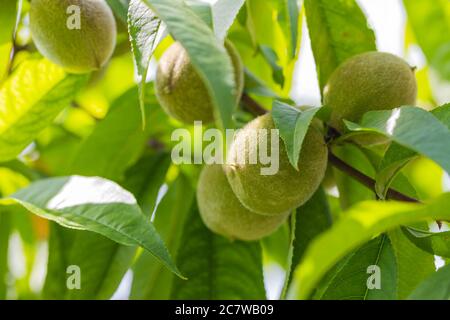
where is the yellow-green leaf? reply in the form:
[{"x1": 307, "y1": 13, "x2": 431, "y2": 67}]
[
  {"x1": 0, "y1": 59, "x2": 87, "y2": 161},
  {"x1": 288, "y1": 193, "x2": 450, "y2": 299}
]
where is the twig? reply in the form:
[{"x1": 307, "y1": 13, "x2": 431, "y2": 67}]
[
  {"x1": 6, "y1": 43, "x2": 16, "y2": 75},
  {"x1": 240, "y1": 93, "x2": 268, "y2": 116},
  {"x1": 147, "y1": 138, "x2": 166, "y2": 151},
  {"x1": 3, "y1": 43, "x2": 28, "y2": 78},
  {"x1": 329, "y1": 152, "x2": 420, "y2": 203}
]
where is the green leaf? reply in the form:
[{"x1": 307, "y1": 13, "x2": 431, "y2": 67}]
[
  {"x1": 2, "y1": 175, "x2": 181, "y2": 278},
  {"x1": 106, "y1": 0, "x2": 129, "y2": 24},
  {"x1": 0, "y1": 0, "x2": 18, "y2": 43},
  {"x1": 345, "y1": 106, "x2": 450, "y2": 174},
  {"x1": 375, "y1": 143, "x2": 418, "y2": 199},
  {"x1": 122, "y1": 151, "x2": 172, "y2": 216},
  {"x1": 128, "y1": 0, "x2": 216, "y2": 127},
  {"x1": 280, "y1": 213, "x2": 296, "y2": 299},
  {"x1": 403, "y1": 0, "x2": 450, "y2": 81},
  {"x1": 0, "y1": 0, "x2": 18, "y2": 80},
  {"x1": 288, "y1": 193, "x2": 450, "y2": 299},
  {"x1": 7, "y1": 206, "x2": 39, "y2": 299},
  {"x1": 128, "y1": 0, "x2": 167, "y2": 128},
  {"x1": 361, "y1": 147, "x2": 419, "y2": 201},
  {"x1": 244, "y1": 69, "x2": 279, "y2": 98},
  {"x1": 143, "y1": 0, "x2": 237, "y2": 129},
  {"x1": 432, "y1": 103, "x2": 450, "y2": 129},
  {"x1": 332, "y1": 144, "x2": 376, "y2": 209},
  {"x1": 186, "y1": 0, "x2": 213, "y2": 28},
  {"x1": 51, "y1": 92, "x2": 171, "y2": 299},
  {"x1": 41, "y1": 223, "x2": 68, "y2": 299},
  {"x1": 261, "y1": 223, "x2": 290, "y2": 269},
  {"x1": 44, "y1": 152, "x2": 172, "y2": 299},
  {"x1": 35, "y1": 127, "x2": 82, "y2": 176},
  {"x1": 130, "y1": 173, "x2": 194, "y2": 299},
  {"x1": 0, "y1": 160, "x2": 41, "y2": 182},
  {"x1": 10, "y1": 206, "x2": 36, "y2": 246},
  {"x1": 69, "y1": 87, "x2": 156, "y2": 181},
  {"x1": 245, "y1": 0, "x2": 278, "y2": 49},
  {"x1": 314, "y1": 235, "x2": 397, "y2": 300},
  {"x1": 304, "y1": 0, "x2": 376, "y2": 92},
  {"x1": 408, "y1": 264, "x2": 450, "y2": 300},
  {"x1": 315, "y1": 105, "x2": 332, "y2": 123},
  {"x1": 388, "y1": 227, "x2": 435, "y2": 299},
  {"x1": 0, "y1": 59, "x2": 88, "y2": 161},
  {"x1": 243, "y1": 0, "x2": 300, "y2": 95},
  {"x1": 272, "y1": 101, "x2": 321, "y2": 170},
  {"x1": 402, "y1": 226, "x2": 450, "y2": 259},
  {"x1": 171, "y1": 202, "x2": 266, "y2": 299},
  {"x1": 282, "y1": 188, "x2": 332, "y2": 297},
  {"x1": 260, "y1": 46, "x2": 285, "y2": 87},
  {"x1": 0, "y1": 44, "x2": 12, "y2": 83},
  {"x1": 212, "y1": 0, "x2": 245, "y2": 41},
  {"x1": 389, "y1": 172, "x2": 420, "y2": 201},
  {"x1": 290, "y1": 188, "x2": 332, "y2": 282},
  {"x1": 43, "y1": 224, "x2": 136, "y2": 299},
  {"x1": 277, "y1": 0, "x2": 301, "y2": 58}
]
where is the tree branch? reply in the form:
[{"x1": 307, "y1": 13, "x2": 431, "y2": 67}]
[
  {"x1": 240, "y1": 93, "x2": 268, "y2": 116},
  {"x1": 329, "y1": 152, "x2": 420, "y2": 203}
]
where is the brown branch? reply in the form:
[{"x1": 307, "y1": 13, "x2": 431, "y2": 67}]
[
  {"x1": 329, "y1": 152, "x2": 420, "y2": 203},
  {"x1": 147, "y1": 138, "x2": 166, "y2": 151},
  {"x1": 4, "y1": 43, "x2": 28, "y2": 78},
  {"x1": 240, "y1": 93, "x2": 268, "y2": 116}
]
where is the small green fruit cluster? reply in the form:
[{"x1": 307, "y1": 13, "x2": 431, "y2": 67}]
[
  {"x1": 224, "y1": 114, "x2": 328, "y2": 216},
  {"x1": 324, "y1": 52, "x2": 418, "y2": 134},
  {"x1": 197, "y1": 165, "x2": 290, "y2": 241},
  {"x1": 155, "y1": 41, "x2": 244, "y2": 124},
  {"x1": 161, "y1": 45, "x2": 416, "y2": 241},
  {"x1": 30, "y1": 0, "x2": 116, "y2": 74},
  {"x1": 197, "y1": 113, "x2": 328, "y2": 241}
]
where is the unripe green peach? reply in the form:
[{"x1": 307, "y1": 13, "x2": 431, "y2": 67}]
[
  {"x1": 324, "y1": 52, "x2": 417, "y2": 133},
  {"x1": 30, "y1": 0, "x2": 116, "y2": 74},
  {"x1": 155, "y1": 41, "x2": 244, "y2": 124},
  {"x1": 197, "y1": 165, "x2": 289, "y2": 241},
  {"x1": 224, "y1": 114, "x2": 328, "y2": 216}
]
